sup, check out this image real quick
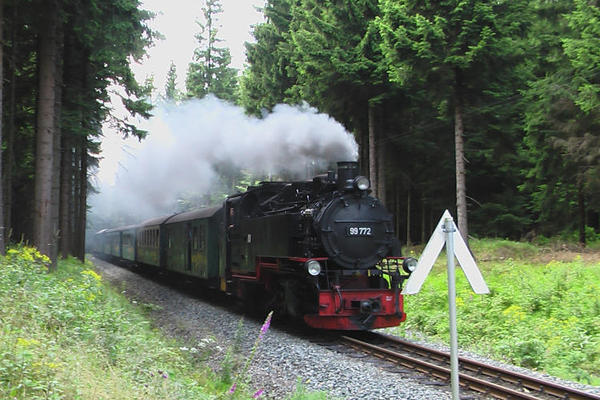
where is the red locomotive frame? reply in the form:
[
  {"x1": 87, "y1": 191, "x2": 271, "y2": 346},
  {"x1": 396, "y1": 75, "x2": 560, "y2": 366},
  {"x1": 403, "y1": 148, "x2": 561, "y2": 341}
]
[{"x1": 230, "y1": 255, "x2": 408, "y2": 330}]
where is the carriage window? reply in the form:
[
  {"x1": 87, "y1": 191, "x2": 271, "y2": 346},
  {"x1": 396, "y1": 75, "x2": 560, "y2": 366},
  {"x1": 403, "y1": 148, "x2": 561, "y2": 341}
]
[
  {"x1": 199, "y1": 226, "x2": 205, "y2": 251},
  {"x1": 192, "y1": 227, "x2": 199, "y2": 250}
]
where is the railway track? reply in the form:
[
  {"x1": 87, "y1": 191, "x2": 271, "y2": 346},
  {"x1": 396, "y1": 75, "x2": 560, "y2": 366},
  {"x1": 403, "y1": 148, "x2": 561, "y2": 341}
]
[{"x1": 339, "y1": 332, "x2": 600, "y2": 400}]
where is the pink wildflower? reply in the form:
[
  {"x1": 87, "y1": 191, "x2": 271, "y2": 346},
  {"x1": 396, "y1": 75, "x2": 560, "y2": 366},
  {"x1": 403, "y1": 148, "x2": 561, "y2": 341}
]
[
  {"x1": 253, "y1": 389, "x2": 264, "y2": 398},
  {"x1": 259, "y1": 311, "x2": 273, "y2": 340},
  {"x1": 229, "y1": 383, "x2": 237, "y2": 394}
]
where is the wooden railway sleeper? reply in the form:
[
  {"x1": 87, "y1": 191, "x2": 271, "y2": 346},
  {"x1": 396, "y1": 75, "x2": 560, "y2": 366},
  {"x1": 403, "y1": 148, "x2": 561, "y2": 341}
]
[{"x1": 342, "y1": 336, "x2": 548, "y2": 400}]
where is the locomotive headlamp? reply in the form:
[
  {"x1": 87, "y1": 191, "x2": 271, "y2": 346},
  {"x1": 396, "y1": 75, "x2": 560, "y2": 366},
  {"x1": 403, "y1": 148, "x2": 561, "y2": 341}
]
[
  {"x1": 354, "y1": 176, "x2": 370, "y2": 191},
  {"x1": 306, "y1": 260, "x2": 321, "y2": 276},
  {"x1": 402, "y1": 257, "x2": 418, "y2": 274}
]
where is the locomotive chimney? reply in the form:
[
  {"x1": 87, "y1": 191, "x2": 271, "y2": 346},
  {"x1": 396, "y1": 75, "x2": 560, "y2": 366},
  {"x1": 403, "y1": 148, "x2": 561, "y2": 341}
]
[{"x1": 337, "y1": 161, "x2": 359, "y2": 191}]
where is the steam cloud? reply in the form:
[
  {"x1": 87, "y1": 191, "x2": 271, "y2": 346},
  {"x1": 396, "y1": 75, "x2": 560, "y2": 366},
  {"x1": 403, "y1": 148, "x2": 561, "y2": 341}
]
[{"x1": 89, "y1": 96, "x2": 358, "y2": 225}]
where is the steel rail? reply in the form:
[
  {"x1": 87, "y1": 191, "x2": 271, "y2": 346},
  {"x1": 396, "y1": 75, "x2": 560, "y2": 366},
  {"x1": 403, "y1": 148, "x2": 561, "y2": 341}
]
[{"x1": 340, "y1": 333, "x2": 600, "y2": 400}]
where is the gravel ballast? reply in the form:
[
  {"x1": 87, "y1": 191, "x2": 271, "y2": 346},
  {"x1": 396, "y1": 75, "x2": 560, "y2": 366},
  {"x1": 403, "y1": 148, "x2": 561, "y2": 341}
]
[
  {"x1": 91, "y1": 256, "x2": 599, "y2": 399},
  {"x1": 92, "y1": 256, "x2": 453, "y2": 399}
]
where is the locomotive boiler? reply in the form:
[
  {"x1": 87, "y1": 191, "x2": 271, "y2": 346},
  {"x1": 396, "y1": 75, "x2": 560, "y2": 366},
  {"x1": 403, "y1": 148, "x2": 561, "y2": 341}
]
[{"x1": 95, "y1": 161, "x2": 416, "y2": 330}]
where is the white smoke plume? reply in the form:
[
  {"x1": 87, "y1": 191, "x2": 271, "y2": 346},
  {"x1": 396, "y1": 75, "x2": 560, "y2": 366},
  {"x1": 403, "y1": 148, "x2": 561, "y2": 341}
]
[{"x1": 89, "y1": 96, "x2": 358, "y2": 226}]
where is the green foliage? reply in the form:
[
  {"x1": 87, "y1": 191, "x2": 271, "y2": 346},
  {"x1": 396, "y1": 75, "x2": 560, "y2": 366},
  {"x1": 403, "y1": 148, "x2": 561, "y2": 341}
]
[
  {"x1": 520, "y1": 0, "x2": 600, "y2": 236},
  {"x1": 239, "y1": 0, "x2": 297, "y2": 116},
  {"x1": 467, "y1": 238, "x2": 539, "y2": 260},
  {"x1": 562, "y1": 0, "x2": 600, "y2": 114},
  {"x1": 393, "y1": 239, "x2": 600, "y2": 384},
  {"x1": 284, "y1": 379, "x2": 329, "y2": 400},
  {"x1": 71, "y1": 0, "x2": 157, "y2": 140},
  {"x1": 545, "y1": 226, "x2": 600, "y2": 246},
  {"x1": 288, "y1": 0, "x2": 388, "y2": 127},
  {"x1": 0, "y1": 246, "x2": 228, "y2": 398},
  {"x1": 164, "y1": 61, "x2": 181, "y2": 101}
]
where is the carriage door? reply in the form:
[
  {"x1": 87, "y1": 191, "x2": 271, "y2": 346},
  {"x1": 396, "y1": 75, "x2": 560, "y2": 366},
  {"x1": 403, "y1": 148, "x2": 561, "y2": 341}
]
[
  {"x1": 186, "y1": 223, "x2": 192, "y2": 271},
  {"x1": 225, "y1": 198, "x2": 243, "y2": 272}
]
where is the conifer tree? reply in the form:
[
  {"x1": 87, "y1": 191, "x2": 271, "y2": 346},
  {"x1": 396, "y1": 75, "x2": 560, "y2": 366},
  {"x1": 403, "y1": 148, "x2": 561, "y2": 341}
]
[
  {"x1": 0, "y1": 0, "x2": 5, "y2": 254},
  {"x1": 563, "y1": 0, "x2": 600, "y2": 115},
  {"x1": 522, "y1": 0, "x2": 600, "y2": 243},
  {"x1": 377, "y1": 0, "x2": 529, "y2": 242},
  {"x1": 287, "y1": 0, "x2": 394, "y2": 199},
  {"x1": 2, "y1": 0, "x2": 155, "y2": 263},
  {"x1": 240, "y1": 0, "x2": 296, "y2": 115},
  {"x1": 164, "y1": 61, "x2": 181, "y2": 101},
  {"x1": 186, "y1": 0, "x2": 238, "y2": 102}
]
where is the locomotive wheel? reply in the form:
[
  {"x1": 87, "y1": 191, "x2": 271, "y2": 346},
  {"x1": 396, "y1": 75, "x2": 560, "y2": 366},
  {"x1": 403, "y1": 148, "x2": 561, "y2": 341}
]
[
  {"x1": 237, "y1": 279, "x2": 285, "y2": 318},
  {"x1": 260, "y1": 284, "x2": 285, "y2": 319}
]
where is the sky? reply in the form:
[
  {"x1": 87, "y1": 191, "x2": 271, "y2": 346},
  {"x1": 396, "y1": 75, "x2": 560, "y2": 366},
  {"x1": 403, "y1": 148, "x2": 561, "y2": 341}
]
[{"x1": 98, "y1": 0, "x2": 265, "y2": 185}]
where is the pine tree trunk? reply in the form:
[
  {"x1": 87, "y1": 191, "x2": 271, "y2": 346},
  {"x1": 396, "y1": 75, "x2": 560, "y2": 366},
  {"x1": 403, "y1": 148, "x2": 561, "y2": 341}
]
[
  {"x1": 33, "y1": 0, "x2": 58, "y2": 261},
  {"x1": 377, "y1": 124, "x2": 386, "y2": 205},
  {"x1": 421, "y1": 197, "x2": 426, "y2": 243},
  {"x1": 406, "y1": 188, "x2": 412, "y2": 247},
  {"x1": 394, "y1": 185, "x2": 400, "y2": 243},
  {"x1": 454, "y1": 96, "x2": 468, "y2": 243},
  {"x1": 4, "y1": 2, "x2": 16, "y2": 240},
  {"x1": 578, "y1": 183, "x2": 586, "y2": 246},
  {"x1": 368, "y1": 103, "x2": 377, "y2": 198},
  {"x1": 59, "y1": 134, "x2": 73, "y2": 258},
  {"x1": 50, "y1": 21, "x2": 64, "y2": 269},
  {"x1": 72, "y1": 144, "x2": 81, "y2": 256},
  {"x1": 0, "y1": 0, "x2": 5, "y2": 254},
  {"x1": 76, "y1": 134, "x2": 87, "y2": 261},
  {"x1": 358, "y1": 128, "x2": 368, "y2": 177},
  {"x1": 59, "y1": 27, "x2": 78, "y2": 259}
]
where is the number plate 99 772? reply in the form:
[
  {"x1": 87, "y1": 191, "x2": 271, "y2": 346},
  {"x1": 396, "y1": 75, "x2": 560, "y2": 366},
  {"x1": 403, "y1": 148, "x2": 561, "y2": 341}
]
[{"x1": 346, "y1": 226, "x2": 373, "y2": 236}]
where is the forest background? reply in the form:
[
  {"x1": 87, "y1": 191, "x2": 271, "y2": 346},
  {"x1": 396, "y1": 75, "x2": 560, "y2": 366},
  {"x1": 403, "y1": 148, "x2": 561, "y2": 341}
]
[{"x1": 0, "y1": 0, "x2": 599, "y2": 265}]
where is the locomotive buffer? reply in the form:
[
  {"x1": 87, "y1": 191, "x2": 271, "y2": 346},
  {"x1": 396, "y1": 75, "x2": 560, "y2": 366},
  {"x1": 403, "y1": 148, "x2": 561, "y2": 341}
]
[{"x1": 402, "y1": 209, "x2": 489, "y2": 400}]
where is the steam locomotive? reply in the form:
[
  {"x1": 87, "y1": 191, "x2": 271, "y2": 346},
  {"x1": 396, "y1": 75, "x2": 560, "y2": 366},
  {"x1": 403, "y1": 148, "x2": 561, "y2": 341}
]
[{"x1": 95, "y1": 161, "x2": 416, "y2": 330}]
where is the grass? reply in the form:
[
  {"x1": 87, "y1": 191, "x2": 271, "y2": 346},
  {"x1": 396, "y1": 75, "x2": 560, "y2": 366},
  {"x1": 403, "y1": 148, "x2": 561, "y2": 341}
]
[
  {"x1": 390, "y1": 237, "x2": 600, "y2": 385},
  {"x1": 0, "y1": 246, "x2": 329, "y2": 399}
]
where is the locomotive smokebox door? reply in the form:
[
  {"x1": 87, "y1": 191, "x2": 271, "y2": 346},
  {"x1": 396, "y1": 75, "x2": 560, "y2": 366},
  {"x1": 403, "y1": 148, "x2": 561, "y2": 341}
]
[{"x1": 315, "y1": 195, "x2": 395, "y2": 269}]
